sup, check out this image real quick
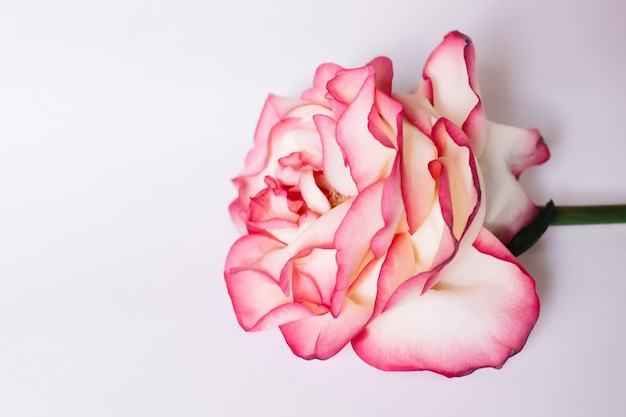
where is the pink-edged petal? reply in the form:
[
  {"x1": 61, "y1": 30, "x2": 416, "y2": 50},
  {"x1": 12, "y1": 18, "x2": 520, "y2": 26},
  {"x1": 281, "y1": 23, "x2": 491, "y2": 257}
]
[
  {"x1": 479, "y1": 122, "x2": 550, "y2": 242},
  {"x1": 406, "y1": 200, "x2": 454, "y2": 274},
  {"x1": 395, "y1": 92, "x2": 438, "y2": 137},
  {"x1": 285, "y1": 254, "x2": 383, "y2": 359},
  {"x1": 422, "y1": 31, "x2": 486, "y2": 156},
  {"x1": 368, "y1": 90, "x2": 403, "y2": 149},
  {"x1": 333, "y1": 71, "x2": 397, "y2": 191},
  {"x1": 367, "y1": 56, "x2": 394, "y2": 95},
  {"x1": 327, "y1": 66, "x2": 374, "y2": 108},
  {"x1": 248, "y1": 183, "x2": 300, "y2": 224},
  {"x1": 224, "y1": 234, "x2": 314, "y2": 330},
  {"x1": 228, "y1": 198, "x2": 248, "y2": 234},
  {"x1": 289, "y1": 248, "x2": 339, "y2": 309},
  {"x1": 299, "y1": 169, "x2": 332, "y2": 214},
  {"x1": 430, "y1": 119, "x2": 482, "y2": 241},
  {"x1": 372, "y1": 233, "x2": 418, "y2": 316},
  {"x1": 226, "y1": 268, "x2": 314, "y2": 331},
  {"x1": 225, "y1": 233, "x2": 287, "y2": 280},
  {"x1": 400, "y1": 121, "x2": 438, "y2": 234},
  {"x1": 232, "y1": 117, "x2": 305, "y2": 225},
  {"x1": 301, "y1": 62, "x2": 344, "y2": 104},
  {"x1": 229, "y1": 201, "x2": 352, "y2": 289},
  {"x1": 237, "y1": 95, "x2": 305, "y2": 181},
  {"x1": 332, "y1": 181, "x2": 385, "y2": 315},
  {"x1": 371, "y1": 157, "x2": 408, "y2": 258},
  {"x1": 288, "y1": 197, "x2": 353, "y2": 252},
  {"x1": 352, "y1": 228, "x2": 539, "y2": 376},
  {"x1": 225, "y1": 199, "x2": 357, "y2": 332},
  {"x1": 229, "y1": 97, "x2": 307, "y2": 232},
  {"x1": 314, "y1": 114, "x2": 358, "y2": 197},
  {"x1": 280, "y1": 297, "x2": 372, "y2": 360}
]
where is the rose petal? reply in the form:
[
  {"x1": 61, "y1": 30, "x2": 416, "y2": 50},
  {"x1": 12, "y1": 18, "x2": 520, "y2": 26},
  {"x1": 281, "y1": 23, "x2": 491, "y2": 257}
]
[
  {"x1": 226, "y1": 268, "x2": 314, "y2": 331},
  {"x1": 301, "y1": 62, "x2": 344, "y2": 104},
  {"x1": 422, "y1": 31, "x2": 486, "y2": 156},
  {"x1": 400, "y1": 121, "x2": 438, "y2": 234},
  {"x1": 372, "y1": 233, "x2": 418, "y2": 317},
  {"x1": 299, "y1": 169, "x2": 332, "y2": 214},
  {"x1": 281, "y1": 250, "x2": 384, "y2": 360},
  {"x1": 237, "y1": 96, "x2": 306, "y2": 181},
  {"x1": 290, "y1": 248, "x2": 339, "y2": 309},
  {"x1": 430, "y1": 118, "x2": 482, "y2": 241},
  {"x1": 313, "y1": 114, "x2": 359, "y2": 197},
  {"x1": 479, "y1": 122, "x2": 550, "y2": 242},
  {"x1": 371, "y1": 157, "x2": 408, "y2": 258},
  {"x1": 368, "y1": 90, "x2": 403, "y2": 149},
  {"x1": 332, "y1": 181, "x2": 386, "y2": 315},
  {"x1": 331, "y1": 68, "x2": 397, "y2": 191},
  {"x1": 280, "y1": 298, "x2": 372, "y2": 360},
  {"x1": 367, "y1": 56, "x2": 394, "y2": 95},
  {"x1": 351, "y1": 228, "x2": 539, "y2": 376}
]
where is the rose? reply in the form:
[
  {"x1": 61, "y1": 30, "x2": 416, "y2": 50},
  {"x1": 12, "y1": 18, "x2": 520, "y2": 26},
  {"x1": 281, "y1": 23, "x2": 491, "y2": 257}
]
[{"x1": 225, "y1": 31, "x2": 549, "y2": 376}]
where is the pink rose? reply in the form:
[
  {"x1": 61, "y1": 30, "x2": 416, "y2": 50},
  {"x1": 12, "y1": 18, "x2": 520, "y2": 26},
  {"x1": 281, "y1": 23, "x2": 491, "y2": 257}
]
[{"x1": 225, "y1": 31, "x2": 549, "y2": 376}]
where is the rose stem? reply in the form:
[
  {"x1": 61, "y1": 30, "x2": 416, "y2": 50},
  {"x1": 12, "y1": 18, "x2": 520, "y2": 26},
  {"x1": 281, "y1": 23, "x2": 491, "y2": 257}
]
[{"x1": 550, "y1": 205, "x2": 626, "y2": 225}]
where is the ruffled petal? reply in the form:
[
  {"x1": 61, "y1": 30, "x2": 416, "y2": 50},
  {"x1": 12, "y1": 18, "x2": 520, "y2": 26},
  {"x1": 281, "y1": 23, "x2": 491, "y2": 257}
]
[
  {"x1": 281, "y1": 249, "x2": 384, "y2": 360},
  {"x1": 371, "y1": 157, "x2": 408, "y2": 258},
  {"x1": 313, "y1": 114, "x2": 358, "y2": 197},
  {"x1": 236, "y1": 96, "x2": 305, "y2": 182},
  {"x1": 225, "y1": 234, "x2": 314, "y2": 330},
  {"x1": 400, "y1": 121, "x2": 438, "y2": 234},
  {"x1": 333, "y1": 181, "x2": 385, "y2": 315},
  {"x1": 301, "y1": 62, "x2": 344, "y2": 104},
  {"x1": 226, "y1": 268, "x2": 314, "y2": 331},
  {"x1": 289, "y1": 248, "x2": 338, "y2": 310},
  {"x1": 479, "y1": 122, "x2": 550, "y2": 242},
  {"x1": 430, "y1": 119, "x2": 482, "y2": 241},
  {"x1": 299, "y1": 169, "x2": 332, "y2": 214},
  {"x1": 280, "y1": 298, "x2": 372, "y2": 360},
  {"x1": 368, "y1": 90, "x2": 403, "y2": 149},
  {"x1": 367, "y1": 56, "x2": 394, "y2": 95},
  {"x1": 351, "y1": 228, "x2": 539, "y2": 376},
  {"x1": 421, "y1": 31, "x2": 486, "y2": 156},
  {"x1": 331, "y1": 68, "x2": 397, "y2": 191}
]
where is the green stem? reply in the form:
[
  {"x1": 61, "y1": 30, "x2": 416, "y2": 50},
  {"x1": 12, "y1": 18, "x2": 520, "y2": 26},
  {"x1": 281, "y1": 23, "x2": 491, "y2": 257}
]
[
  {"x1": 505, "y1": 201, "x2": 626, "y2": 256},
  {"x1": 550, "y1": 205, "x2": 626, "y2": 225}
]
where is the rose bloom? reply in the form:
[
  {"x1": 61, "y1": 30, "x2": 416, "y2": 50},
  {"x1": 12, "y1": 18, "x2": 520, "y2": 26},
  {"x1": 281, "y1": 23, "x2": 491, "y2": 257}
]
[{"x1": 225, "y1": 31, "x2": 549, "y2": 377}]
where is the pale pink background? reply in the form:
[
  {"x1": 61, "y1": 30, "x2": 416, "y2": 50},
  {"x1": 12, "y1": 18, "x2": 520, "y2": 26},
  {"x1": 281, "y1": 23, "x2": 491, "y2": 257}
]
[{"x1": 1, "y1": 1, "x2": 625, "y2": 416}]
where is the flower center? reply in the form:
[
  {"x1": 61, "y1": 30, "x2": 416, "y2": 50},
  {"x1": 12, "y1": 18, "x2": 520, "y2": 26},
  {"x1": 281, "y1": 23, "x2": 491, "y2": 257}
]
[{"x1": 328, "y1": 189, "x2": 350, "y2": 208}]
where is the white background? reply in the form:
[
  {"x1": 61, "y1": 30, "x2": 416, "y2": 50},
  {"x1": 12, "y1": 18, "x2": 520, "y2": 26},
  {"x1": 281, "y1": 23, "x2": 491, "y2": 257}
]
[{"x1": 1, "y1": 1, "x2": 625, "y2": 416}]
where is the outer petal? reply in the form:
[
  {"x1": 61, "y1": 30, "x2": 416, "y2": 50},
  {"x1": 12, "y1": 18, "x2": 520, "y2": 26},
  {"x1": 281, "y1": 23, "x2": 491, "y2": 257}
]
[
  {"x1": 421, "y1": 31, "x2": 486, "y2": 156},
  {"x1": 351, "y1": 228, "x2": 539, "y2": 376},
  {"x1": 288, "y1": 248, "x2": 338, "y2": 311},
  {"x1": 234, "y1": 96, "x2": 305, "y2": 186},
  {"x1": 280, "y1": 298, "x2": 372, "y2": 360},
  {"x1": 479, "y1": 122, "x2": 550, "y2": 242},
  {"x1": 226, "y1": 268, "x2": 314, "y2": 331},
  {"x1": 301, "y1": 62, "x2": 344, "y2": 104},
  {"x1": 225, "y1": 201, "x2": 354, "y2": 326},
  {"x1": 281, "y1": 249, "x2": 385, "y2": 360},
  {"x1": 225, "y1": 234, "x2": 315, "y2": 331},
  {"x1": 367, "y1": 56, "x2": 394, "y2": 95},
  {"x1": 229, "y1": 96, "x2": 306, "y2": 231}
]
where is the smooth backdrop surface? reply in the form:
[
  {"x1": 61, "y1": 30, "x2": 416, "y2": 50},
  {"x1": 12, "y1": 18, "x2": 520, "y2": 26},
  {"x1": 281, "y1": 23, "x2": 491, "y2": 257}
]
[{"x1": 1, "y1": 1, "x2": 625, "y2": 416}]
